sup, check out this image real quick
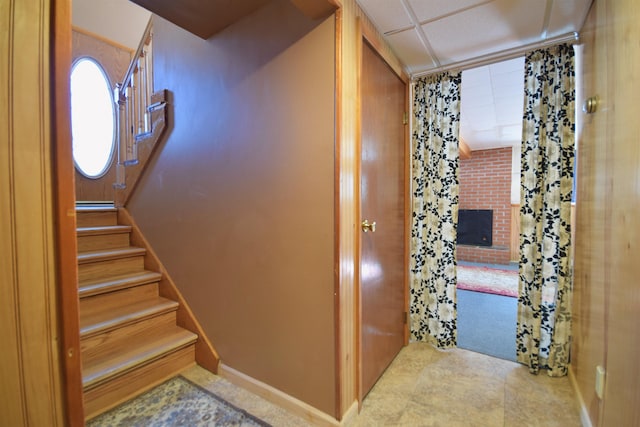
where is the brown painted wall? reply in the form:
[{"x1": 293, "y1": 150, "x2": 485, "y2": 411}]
[
  {"x1": 572, "y1": 0, "x2": 640, "y2": 425},
  {"x1": 127, "y1": 1, "x2": 336, "y2": 415}
]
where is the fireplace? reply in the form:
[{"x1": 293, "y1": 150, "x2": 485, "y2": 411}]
[{"x1": 457, "y1": 209, "x2": 493, "y2": 246}]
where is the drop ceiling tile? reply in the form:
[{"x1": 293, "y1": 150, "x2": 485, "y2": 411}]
[
  {"x1": 491, "y1": 70, "x2": 523, "y2": 93},
  {"x1": 461, "y1": 83, "x2": 493, "y2": 108},
  {"x1": 421, "y1": 0, "x2": 546, "y2": 65},
  {"x1": 546, "y1": 0, "x2": 593, "y2": 37},
  {"x1": 462, "y1": 65, "x2": 490, "y2": 88},
  {"x1": 408, "y1": 0, "x2": 486, "y2": 23},
  {"x1": 357, "y1": 0, "x2": 412, "y2": 33},
  {"x1": 494, "y1": 99, "x2": 524, "y2": 126},
  {"x1": 488, "y1": 56, "x2": 524, "y2": 75},
  {"x1": 499, "y1": 124, "x2": 523, "y2": 141},
  {"x1": 463, "y1": 105, "x2": 497, "y2": 131},
  {"x1": 386, "y1": 29, "x2": 437, "y2": 73},
  {"x1": 468, "y1": 129, "x2": 501, "y2": 149}
]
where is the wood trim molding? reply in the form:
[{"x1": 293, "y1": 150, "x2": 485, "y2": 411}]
[
  {"x1": 459, "y1": 137, "x2": 472, "y2": 160},
  {"x1": 403, "y1": 64, "x2": 411, "y2": 345},
  {"x1": 1, "y1": 0, "x2": 66, "y2": 424},
  {"x1": 355, "y1": 15, "x2": 364, "y2": 407},
  {"x1": 72, "y1": 26, "x2": 135, "y2": 54},
  {"x1": 360, "y1": 18, "x2": 408, "y2": 83},
  {"x1": 569, "y1": 367, "x2": 594, "y2": 427},
  {"x1": 510, "y1": 204, "x2": 520, "y2": 262},
  {"x1": 53, "y1": 1, "x2": 85, "y2": 425},
  {"x1": 219, "y1": 364, "x2": 341, "y2": 426},
  {"x1": 333, "y1": 6, "x2": 344, "y2": 420},
  {"x1": 117, "y1": 208, "x2": 220, "y2": 373}
]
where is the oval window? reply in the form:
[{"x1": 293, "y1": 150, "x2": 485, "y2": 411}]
[{"x1": 70, "y1": 58, "x2": 116, "y2": 178}]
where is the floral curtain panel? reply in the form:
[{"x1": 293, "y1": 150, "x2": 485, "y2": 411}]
[
  {"x1": 517, "y1": 44, "x2": 575, "y2": 376},
  {"x1": 410, "y1": 72, "x2": 461, "y2": 348}
]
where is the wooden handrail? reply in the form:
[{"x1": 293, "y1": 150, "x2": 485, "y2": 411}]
[
  {"x1": 114, "y1": 17, "x2": 156, "y2": 190},
  {"x1": 121, "y1": 17, "x2": 153, "y2": 92}
]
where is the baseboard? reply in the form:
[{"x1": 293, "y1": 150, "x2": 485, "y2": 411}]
[
  {"x1": 219, "y1": 363, "x2": 341, "y2": 426},
  {"x1": 340, "y1": 400, "x2": 359, "y2": 426},
  {"x1": 568, "y1": 367, "x2": 594, "y2": 427}
]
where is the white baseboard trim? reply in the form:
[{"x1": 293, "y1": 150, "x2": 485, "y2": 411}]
[
  {"x1": 568, "y1": 367, "x2": 594, "y2": 427},
  {"x1": 218, "y1": 363, "x2": 342, "y2": 426}
]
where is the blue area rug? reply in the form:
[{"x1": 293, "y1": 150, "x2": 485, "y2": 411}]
[{"x1": 457, "y1": 288, "x2": 517, "y2": 362}]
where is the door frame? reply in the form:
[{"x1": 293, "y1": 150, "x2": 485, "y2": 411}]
[
  {"x1": 355, "y1": 19, "x2": 411, "y2": 406},
  {"x1": 52, "y1": 0, "x2": 85, "y2": 424}
]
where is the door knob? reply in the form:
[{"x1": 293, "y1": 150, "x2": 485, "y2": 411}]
[{"x1": 361, "y1": 219, "x2": 376, "y2": 233}]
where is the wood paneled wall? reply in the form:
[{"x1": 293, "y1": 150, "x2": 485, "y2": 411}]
[
  {"x1": 0, "y1": 0, "x2": 68, "y2": 424},
  {"x1": 510, "y1": 204, "x2": 520, "y2": 261},
  {"x1": 572, "y1": 0, "x2": 640, "y2": 425},
  {"x1": 72, "y1": 29, "x2": 132, "y2": 202}
]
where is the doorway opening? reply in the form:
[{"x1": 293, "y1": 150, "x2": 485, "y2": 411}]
[{"x1": 455, "y1": 56, "x2": 525, "y2": 362}]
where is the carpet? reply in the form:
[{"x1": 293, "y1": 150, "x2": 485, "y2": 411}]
[
  {"x1": 457, "y1": 288, "x2": 517, "y2": 362},
  {"x1": 87, "y1": 376, "x2": 271, "y2": 427},
  {"x1": 457, "y1": 264, "x2": 518, "y2": 298}
]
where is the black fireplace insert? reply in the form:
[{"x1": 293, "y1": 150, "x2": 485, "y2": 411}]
[{"x1": 457, "y1": 209, "x2": 493, "y2": 246}]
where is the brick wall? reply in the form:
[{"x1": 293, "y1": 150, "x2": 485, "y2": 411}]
[{"x1": 458, "y1": 147, "x2": 512, "y2": 265}]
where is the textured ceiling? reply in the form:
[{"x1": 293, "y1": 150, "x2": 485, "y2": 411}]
[{"x1": 357, "y1": 0, "x2": 593, "y2": 150}]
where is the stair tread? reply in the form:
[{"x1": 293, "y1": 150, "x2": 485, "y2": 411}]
[
  {"x1": 80, "y1": 297, "x2": 179, "y2": 338},
  {"x1": 77, "y1": 225, "x2": 132, "y2": 236},
  {"x1": 83, "y1": 326, "x2": 197, "y2": 389},
  {"x1": 78, "y1": 247, "x2": 146, "y2": 264},
  {"x1": 79, "y1": 271, "x2": 163, "y2": 298}
]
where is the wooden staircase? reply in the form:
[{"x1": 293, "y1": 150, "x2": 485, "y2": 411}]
[{"x1": 76, "y1": 204, "x2": 198, "y2": 419}]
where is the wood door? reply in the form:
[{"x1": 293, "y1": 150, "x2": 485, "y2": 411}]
[{"x1": 360, "y1": 39, "x2": 407, "y2": 398}]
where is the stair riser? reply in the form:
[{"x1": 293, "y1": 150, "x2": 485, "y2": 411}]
[
  {"x1": 77, "y1": 211, "x2": 118, "y2": 227},
  {"x1": 78, "y1": 256, "x2": 145, "y2": 282},
  {"x1": 77, "y1": 232, "x2": 131, "y2": 252},
  {"x1": 84, "y1": 345, "x2": 196, "y2": 420},
  {"x1": 80, "y1": 283, "x2": 160, "y2": 318},
  {"x1": 82, "y1": 312, "x2": 177, "y2": 361}
]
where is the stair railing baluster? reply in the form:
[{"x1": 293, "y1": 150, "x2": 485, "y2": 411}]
[{"x1": 113, "y1": 17, "x2": 153, "y2": 189}]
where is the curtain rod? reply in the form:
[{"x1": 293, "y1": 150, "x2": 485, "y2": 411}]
[{"x1": 412, "y1": 31, "x2": 579, "y2": 78}]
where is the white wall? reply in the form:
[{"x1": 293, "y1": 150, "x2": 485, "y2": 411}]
[{"x1": 73, "y1": 0, "x2": 151, "y2": 50}]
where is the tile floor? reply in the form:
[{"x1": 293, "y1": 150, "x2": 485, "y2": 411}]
[{"x1": 184, "y1": 343, "x2": 582, "y2": 427}]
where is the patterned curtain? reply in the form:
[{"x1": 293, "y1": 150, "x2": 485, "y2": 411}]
[
  {"x1": 410, "y1": 72, "x2": 461, "y2": 348},
  {"x1": 517, "y1": 44, "x2": 575, "y2": 376}
]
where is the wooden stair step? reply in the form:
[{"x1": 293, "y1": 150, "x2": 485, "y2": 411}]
[
  {"x1": 78, "y1": 247, "x2": 146, "y2": 264},
  {"x1": 82, "y1": 326, "x2": 197, "y2": 390},
  {"x1": 76, "y1": 206, "x2": 118, "y2": 227},
  {"x1": 77, "y1": 225, "x2": 132, "y2": 236},
  {"x1": 77, "y1": 225, "x2": 133, "y2": 252},
  {"x1": 83, "y1": 345, "x2": 195, "y2": 420},
  {"x1": 80, "y1": 297, "x2": 179, "y2": 339},
  {"x1": 79, "y1": 271, "x2": 162, "y2": 298}
]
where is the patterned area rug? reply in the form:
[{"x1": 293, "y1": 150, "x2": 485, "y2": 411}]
[
  {"x1": 457, "y1": 265, "x2": 518, "y2": 298},
  {"x1": 88, "y1": 376, "x2": 271, "y2": 427}
]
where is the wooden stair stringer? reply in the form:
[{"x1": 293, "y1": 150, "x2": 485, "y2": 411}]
[{"x1": 117, "y1": 207, "x2": 220, "y2": 373}]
